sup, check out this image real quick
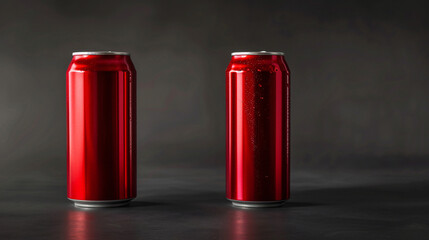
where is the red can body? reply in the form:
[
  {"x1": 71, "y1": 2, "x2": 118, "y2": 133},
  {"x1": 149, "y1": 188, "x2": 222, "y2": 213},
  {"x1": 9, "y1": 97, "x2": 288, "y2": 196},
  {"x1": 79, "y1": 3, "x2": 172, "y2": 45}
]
[
  {"x1": 226, "y1": 51, "x2": 290, "y2": 206},
  {"x1": 67, "y1": 52, "x2": 136, "y2": 205}
]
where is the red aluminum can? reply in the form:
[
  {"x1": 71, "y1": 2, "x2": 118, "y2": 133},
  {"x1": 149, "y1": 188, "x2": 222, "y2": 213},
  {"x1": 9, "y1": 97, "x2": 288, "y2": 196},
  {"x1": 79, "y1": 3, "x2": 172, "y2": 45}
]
[
  {"x1": 67, "y1": 51, "x2": 137, "y2": 207},
  {"x1": 226, "y1": 51, "x2": 290, "y2": 207}
]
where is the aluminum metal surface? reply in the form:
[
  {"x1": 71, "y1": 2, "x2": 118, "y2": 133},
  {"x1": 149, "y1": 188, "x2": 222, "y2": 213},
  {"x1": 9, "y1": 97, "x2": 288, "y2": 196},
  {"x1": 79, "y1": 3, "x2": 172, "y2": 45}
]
[
  {"x1": 231, "y1": 51, "x2": 284, "y2": 56},
  {"x1": 229, "y1": 199, "x2": 286, "y2": 208},
  {"x1": 70, "y1": 199, "x2": 133, "y2": 208},
  {"x1": 72, "y1": 51, "x2": 130, "y2": 56},
  {"x1": 67, "y1": 53, "x2": 137, "y2": 205},
  {"x1": 226, "y1": 53, "x2": 290, "y2": 203}
]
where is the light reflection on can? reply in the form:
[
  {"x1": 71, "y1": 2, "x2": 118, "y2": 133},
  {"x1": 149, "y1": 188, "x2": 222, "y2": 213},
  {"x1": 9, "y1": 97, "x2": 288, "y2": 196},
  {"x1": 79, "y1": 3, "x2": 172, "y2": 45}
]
[
  {"x1": 67, "y1": 51, "x2": 136, "y2": 208},
  {"x1": 226, "y1": 51, "x2": 290, "y2": 208}
]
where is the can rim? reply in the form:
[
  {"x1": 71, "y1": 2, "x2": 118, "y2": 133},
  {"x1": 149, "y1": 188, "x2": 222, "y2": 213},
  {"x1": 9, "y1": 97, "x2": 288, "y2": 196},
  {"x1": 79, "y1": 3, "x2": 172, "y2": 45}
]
[
  {"x1": 72, "y1": 51, "x2": 130, "y2": 56},
  {"x1": 231, "y1": 51, "x2": 284, "y2": 56}
]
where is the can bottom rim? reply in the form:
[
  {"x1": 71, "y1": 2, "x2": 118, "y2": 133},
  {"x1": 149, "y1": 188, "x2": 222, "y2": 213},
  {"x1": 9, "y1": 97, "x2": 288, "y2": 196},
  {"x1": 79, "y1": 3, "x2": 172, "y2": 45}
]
[
  {"x1": 68, "y1": 198, "x2": 134, "y2": 208},
  {"x1": 227, "y1": 199, "x2": 286, "y2": 208}
]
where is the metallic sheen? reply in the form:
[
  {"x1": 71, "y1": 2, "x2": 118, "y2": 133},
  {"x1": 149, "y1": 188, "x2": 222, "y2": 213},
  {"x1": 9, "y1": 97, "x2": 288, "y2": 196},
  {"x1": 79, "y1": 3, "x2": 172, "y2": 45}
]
[
  {"x1": 72, "y1": 51, "x2": 130, "y2": 56},
  {"x1": 67, "y1": 53, "x2": 136, "y2": 204},
  {"x1": 70, "y1": 199, "x2": 133, "y2": 208},
  {"x1": 229, "y1": 199, "x2": 286, "y2": 208},
  {"x1": 231, "y1": 51, "x2": 284, "y2": 56},
  {"x1": 226, "y1": 53, "x2": 290, "y2": 204}
]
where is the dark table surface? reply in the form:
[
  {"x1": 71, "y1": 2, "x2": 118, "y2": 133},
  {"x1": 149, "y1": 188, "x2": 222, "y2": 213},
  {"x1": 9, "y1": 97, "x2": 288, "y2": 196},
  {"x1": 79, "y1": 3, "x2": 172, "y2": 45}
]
[{"x1": 1, "y1": 167, "x2": 428, "y2": 240}]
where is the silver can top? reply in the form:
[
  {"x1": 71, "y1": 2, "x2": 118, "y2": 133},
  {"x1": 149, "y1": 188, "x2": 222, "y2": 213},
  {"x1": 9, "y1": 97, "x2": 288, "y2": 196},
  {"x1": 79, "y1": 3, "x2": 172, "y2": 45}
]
[
  {"x1": 231, "y1": 51, "x2": 284, "y2": 56},
  {"x1": 72, "y1": 51, "x2": 130, "y2": 56}
]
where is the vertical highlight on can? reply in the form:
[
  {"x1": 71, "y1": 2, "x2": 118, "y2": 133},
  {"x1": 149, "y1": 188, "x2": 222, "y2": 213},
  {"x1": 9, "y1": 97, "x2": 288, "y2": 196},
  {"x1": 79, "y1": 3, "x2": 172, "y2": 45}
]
[
  {"x1": 67, "y1": 51, "x2": 137, "y2": 208},
  {"x1": 226, "y1": 51, "x2": 290, "y2": 207}
]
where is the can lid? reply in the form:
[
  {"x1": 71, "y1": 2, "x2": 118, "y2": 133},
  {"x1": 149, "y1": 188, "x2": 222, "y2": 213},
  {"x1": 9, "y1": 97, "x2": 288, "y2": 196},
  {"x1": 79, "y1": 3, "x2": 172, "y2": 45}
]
[
  {"x1": 231, "y1": 51, "x2": 284, "y2": 56},
  {"x1": 72, "y1": 51, "x2": 130, "y2": 56}
]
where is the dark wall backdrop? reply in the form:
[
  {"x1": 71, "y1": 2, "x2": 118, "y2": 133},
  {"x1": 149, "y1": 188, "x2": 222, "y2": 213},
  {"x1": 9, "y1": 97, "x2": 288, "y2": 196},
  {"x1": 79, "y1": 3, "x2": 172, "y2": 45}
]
[{"x1": 1, "y1": 0, "x2": 429, "y2": 179}]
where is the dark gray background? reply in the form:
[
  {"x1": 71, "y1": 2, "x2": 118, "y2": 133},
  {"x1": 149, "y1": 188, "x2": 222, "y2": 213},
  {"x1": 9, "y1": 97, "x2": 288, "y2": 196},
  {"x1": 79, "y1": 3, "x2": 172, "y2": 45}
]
[
  {"x1": 1, "y1": 0, "x2": 429, "y2": 175},
  {"x1": 1, "y1": 0, "x2": 429, "y2": 239}
]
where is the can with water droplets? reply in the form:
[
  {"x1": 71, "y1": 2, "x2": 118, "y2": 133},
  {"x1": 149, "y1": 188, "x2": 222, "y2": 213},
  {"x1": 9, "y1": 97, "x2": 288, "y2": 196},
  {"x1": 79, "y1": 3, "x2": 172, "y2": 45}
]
[{"x1": 226, "y1": 51, "x2": 290, "y2": 208}]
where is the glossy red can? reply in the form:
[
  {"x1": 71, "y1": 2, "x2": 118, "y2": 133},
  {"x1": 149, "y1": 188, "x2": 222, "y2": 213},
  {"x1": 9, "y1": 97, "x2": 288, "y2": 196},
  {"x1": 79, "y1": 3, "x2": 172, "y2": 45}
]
[
  {"x1": 67, "y1": 51, "x2": 136, "y2": 208},
  {"x1": 226, "y1": 51, "x2": 290, "y2": 207}
]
